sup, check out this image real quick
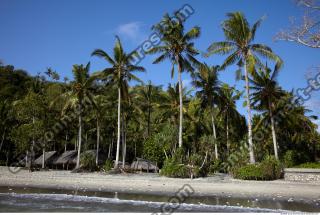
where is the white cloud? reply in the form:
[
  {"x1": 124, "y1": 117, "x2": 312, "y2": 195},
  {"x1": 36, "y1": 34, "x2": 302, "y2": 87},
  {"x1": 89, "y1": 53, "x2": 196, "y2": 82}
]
[{"x1": 114, "y1": 22, "x2": 145, "y2": 42}]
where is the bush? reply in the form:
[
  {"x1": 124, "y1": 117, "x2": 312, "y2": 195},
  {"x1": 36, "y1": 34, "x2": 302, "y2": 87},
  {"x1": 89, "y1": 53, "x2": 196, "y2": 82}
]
[
  {"x1": 233, "y1": 156, "x2": 282, "y2": 181},
  {"x1": 80, "y1": 153, "x2": 97, "y2": 171},
  {"x1": 283, "y1": 150, "x2": 298, "y2": 167},
  {"x1": 160, "y1": 149, "x2": 210, "y2": 178},
  {"x1": 233, "y1": 164, "x2": 264, "y2": 180},
  {"x1": 161, "y1": 157, "x2": 190, "y2": 178},
  {"x1": 143, "y1": 138, "x2": 165, "y2": 168},
  {"x1": 294, "y1": 162, "x2": 320, "y2": 169},
  {"x1": 103, "y1": 159, "x2": 114, "y2": 172},
  {"x1": 260, "y1": 156, "x2": 282, "y2": 180}
]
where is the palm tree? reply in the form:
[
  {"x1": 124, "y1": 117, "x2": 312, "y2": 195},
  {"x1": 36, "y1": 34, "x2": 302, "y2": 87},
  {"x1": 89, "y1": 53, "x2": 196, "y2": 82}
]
[
  {"x1": 133, "y1": 81, "x2": 162, "y2": 138},
  {"x1": 249, "y1": 65, "x2": 285, "y2": 160},
  {"x1": 91, "y1": 36, "x2": 145, "y2": 168},
  {"x1": 62, "y1": 62, "x2": 95, "y2": 169},
  {"x1": 193, "y1": 63, "x2": 220, "y2": 159},
  {"x1": 149, "y1": 13, "x2": 200, "y2": 148},
  {"x1": 206, "y1": 12, "x2": 283, "y2": 163},
  {"x1": 218, "y1": 84, "x2": 242, "y2": 155},
  {"x1": 160, "y1": 83, "x2": 190, "y2": 128}
]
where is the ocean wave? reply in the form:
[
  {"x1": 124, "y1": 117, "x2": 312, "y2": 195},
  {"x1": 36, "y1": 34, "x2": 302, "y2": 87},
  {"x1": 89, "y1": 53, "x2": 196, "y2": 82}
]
[{"x1": 0, "y1": 192, "x2": 294, "y2": 213}]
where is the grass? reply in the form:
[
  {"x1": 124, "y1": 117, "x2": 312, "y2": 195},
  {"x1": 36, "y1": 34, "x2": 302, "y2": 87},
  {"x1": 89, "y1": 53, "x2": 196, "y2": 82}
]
[{"x1": 294, "y1": 162, "x2": 320, "y2": 169}]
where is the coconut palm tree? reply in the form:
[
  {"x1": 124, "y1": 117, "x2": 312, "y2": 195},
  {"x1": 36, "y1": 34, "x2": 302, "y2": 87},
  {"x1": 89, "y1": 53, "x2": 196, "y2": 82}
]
[
  {"x1": 61, "y1": 63, "x2": 96, "y2": 169},
  {"x1": 133, "y1": 81, "x2": 162, "y2": 138},
  {"x1": 206, "y1": 12, "x2": 283, "y2": 163},
  {"x1": 91, "y1": 36, "x2": 145, "y2": 168},
  {"x1": 249, "y1": 65, "x2": 285, "y2": 160},
  {"x1": 149, "y1": 13, "x2": 200, "y2": 148},
  {"x1": 193, "y1": 63, "x2": 220, "y2": 159},
  {"x1": 218, "y1": 84, "x2": 243, "y2": 156}
]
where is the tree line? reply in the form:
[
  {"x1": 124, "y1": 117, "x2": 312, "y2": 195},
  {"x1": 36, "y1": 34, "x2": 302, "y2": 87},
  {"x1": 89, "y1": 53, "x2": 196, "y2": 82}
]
[{"x1": 0, "y1": 11, "x2": 319, "y2": 174}]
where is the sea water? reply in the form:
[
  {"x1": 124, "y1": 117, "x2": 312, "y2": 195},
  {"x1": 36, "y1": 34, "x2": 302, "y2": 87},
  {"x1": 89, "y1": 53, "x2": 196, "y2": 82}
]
[{"x1": 0, "y1": 186, "x2": 319, "y2": 212}]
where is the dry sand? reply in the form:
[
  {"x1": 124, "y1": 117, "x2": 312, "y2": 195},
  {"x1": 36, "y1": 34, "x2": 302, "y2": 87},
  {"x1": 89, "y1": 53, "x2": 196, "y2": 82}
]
[{"x1": 0, "y1": 166, "x2": 319, "y2": 202}]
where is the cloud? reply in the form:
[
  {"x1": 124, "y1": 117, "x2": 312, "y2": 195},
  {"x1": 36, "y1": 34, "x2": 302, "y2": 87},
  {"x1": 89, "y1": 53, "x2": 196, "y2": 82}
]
[{"x1": 114, "y1": 22, "x2": 145, "y2": 43}]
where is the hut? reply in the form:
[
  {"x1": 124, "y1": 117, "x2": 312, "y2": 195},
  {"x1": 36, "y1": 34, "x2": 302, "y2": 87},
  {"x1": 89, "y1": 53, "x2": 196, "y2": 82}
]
[
  {"x1": 131, "y1": 157, "x2": 159, "y2": 173},
  {"x1": 34, "y1": 151, "x2": 57, "y2": 167},
  {"x1": 53, "y1": 150, "x2": 77, "y2": 170}
]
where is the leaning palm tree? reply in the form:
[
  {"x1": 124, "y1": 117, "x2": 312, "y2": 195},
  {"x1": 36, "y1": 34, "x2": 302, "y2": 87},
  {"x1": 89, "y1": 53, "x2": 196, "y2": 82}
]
[
  {"x1": 149, "y1": 13, "x2": 200, "y2": 148},
  {"x1": 206, "y1": 12, "x2": 283, "y2": 163},
  {"x1": 91, "y1": 36, "x2": 145, "y2": 168},
  {"x1": 193, "y1": 63, "x2": 220, "y2": 159},
  {"x1": 249, "y1": 65, "x2": 285, "y2": 160}
]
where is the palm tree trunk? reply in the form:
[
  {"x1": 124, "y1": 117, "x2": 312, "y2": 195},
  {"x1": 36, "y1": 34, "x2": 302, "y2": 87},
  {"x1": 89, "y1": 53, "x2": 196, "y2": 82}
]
[
  {"x1": 76, "y1": 102, "x2": 82, "y2": 169},
  {"x1": 211, "y1": 108, "x2": 218, "y2": 160},
  {"x1": 147, "y1": 104, "x2": 151, "y2": 137},
  {"x1": 25, "y1": 150, "x2": 28, "y2": 167},
  {"x1": 108, "y1": 132, "x2": 113, "y2": 159},
  {"x1": 31, "y1": 116, "x2": 35, "y2": 170},
  {"x1": 65, "y1": 134, "x2": 67, "y2": 152},
  {"x1": 96, "y1": 119, "x2": 100, "y2": 166},
  {"x1": 226, "y1": 114, "x2": 230, "y2": 156},
  {"x1": 269, "y1": 101, "x2": 279, "y2": 160},
  {"x1": 42, "y1": 146, "x2": 45, "y2": 169},
  {"x1": 0, "y1": 129, "x2": 6, "y2": 152},
  {"x1": 121, "y1": 116, "x2": 124, "y2": 167},
  {"x1": 177, "y1": 58, "x2": 183, "y2": 148},
  {"x1": 122, "y1": 119, "x2": 127, "y2": 168},
  {"x1": 115, "y1": 87, "x2": 121, "y2": 168},
  {"x1": 244, "y1": 62, "x2": 255, "y2": 164}
]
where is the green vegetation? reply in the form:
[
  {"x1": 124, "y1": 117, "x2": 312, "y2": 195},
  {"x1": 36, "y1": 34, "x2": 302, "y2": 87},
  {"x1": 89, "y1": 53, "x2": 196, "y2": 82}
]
[
  {"x1": 80, "y1": 152, "x2": 97, "y2": 172},
  {"x1": 0, "y1": 10, "x2": 319, "y2": 180},
  {"x1": 295, "y1": 162, "x2": 320, "y2": 169},
  {"x1": 233, "y1": 156, "x2": 282, "y2": 180}
]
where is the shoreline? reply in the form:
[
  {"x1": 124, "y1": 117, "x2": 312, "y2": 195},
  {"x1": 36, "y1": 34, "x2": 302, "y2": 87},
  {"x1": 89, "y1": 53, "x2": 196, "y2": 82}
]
[{"x1": 0, "y1": 167, "x2": 319, "y2": 203}]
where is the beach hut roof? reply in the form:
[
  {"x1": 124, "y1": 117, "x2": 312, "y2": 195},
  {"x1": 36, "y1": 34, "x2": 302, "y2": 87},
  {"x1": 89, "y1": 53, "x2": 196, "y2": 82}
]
[
  {"x1": 53, "y1": 150, "x2": 77, "y2": 165},
  {"x1": 131, "y1": 158, "x2": 159, "y2": 172},
  {"x1": 34, "y1": 151, "x2": 57, "y2": 165}
]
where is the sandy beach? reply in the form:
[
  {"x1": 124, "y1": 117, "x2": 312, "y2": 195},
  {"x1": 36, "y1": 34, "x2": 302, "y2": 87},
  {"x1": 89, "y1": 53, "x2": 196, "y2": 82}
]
[{"x1": 0, "y1": 166, "x2": 319, "y2": 202}]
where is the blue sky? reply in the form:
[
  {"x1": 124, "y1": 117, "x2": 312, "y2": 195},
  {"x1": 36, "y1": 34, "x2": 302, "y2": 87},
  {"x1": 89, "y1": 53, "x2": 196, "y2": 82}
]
[{"x1": 0, "y1": 0, "x2": 319, "y2": 127}]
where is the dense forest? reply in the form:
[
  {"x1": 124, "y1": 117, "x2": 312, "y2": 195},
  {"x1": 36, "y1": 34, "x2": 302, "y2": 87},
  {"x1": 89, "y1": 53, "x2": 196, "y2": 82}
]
[{"x1": 0, "y1": 10, "x2": 319, "y2": 179}]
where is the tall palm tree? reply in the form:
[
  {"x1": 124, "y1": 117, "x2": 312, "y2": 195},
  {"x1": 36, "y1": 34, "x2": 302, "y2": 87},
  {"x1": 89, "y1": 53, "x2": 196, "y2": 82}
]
[
  {"x1": 160, "y1": 83, "x2": 190, "y2": 129},
  {"x1": 133, "y1": 81, "x2": 162, "y2": 138},
  {"x1": 249, "y1": 65, "x2": 285, "y2": 160},
  {"x1": 61, "y1": 63, "x2": 95, "y2": 169},
  {"x1": 206, "y1": 12, "x2": 283, "y2": 163},
  {"x1": 193, "y1": 63, "x2": 220, "y2": 159},
  {"x1": 218, "y1": 84, "x2": 242, "y2": 155},
  {"x1": 91, "y1": 36, "x2": 145, "y2": 168},
  {"x1": 149, "y1": 13, "x2": 200, "y2": 148}
]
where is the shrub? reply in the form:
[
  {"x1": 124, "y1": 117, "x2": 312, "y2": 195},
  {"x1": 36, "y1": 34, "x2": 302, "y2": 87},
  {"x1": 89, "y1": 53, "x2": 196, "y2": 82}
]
[
  {"x1": 103, "y1": 159, "x2": 114, "y2": 172},
  {"x1": 233, "y1": 164, "x2": 264, "y2": 180},
  {"x1": 260, "y1": 156, "x2": 282, "y2": 180},
  {"x1": 294, "y1": 162, "x2": 320, "y2": 169},
  {"x1": 160, "y1": 149, "x2": 210, "y2": 178},
  {"x1": 282, "y1": 150, "x2": 298, "y2": 167},
  {"x1": 160, "y1": 157, "x2": 190, "y2": 178},
  {"x1": 80, "y1": 153, "x2": 96, "y2": 171},
  {"x1": 233, "y1": 156, "x2": 282, "y2": 181},
  {"x1": 143, "y1": 138, "x2": 165, "y2": 167}
]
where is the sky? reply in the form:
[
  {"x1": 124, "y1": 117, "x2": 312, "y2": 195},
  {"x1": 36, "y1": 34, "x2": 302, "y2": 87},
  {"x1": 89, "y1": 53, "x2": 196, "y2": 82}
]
[{"x1": 0, "y1": 0, "x2": 319, "y2": 128}]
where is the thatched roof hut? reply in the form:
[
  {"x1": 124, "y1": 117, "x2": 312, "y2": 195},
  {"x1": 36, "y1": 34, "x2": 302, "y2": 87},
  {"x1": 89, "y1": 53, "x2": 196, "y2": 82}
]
[
  {"x1": 131, "y1": 157, "x2": 159, "y2": 172},
  {"x1": 34, "y1": 151, "x2": 57, "y2": 166},
  {"x1": 53, "y1": 150, "x2": 77, "y2": 165}
]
